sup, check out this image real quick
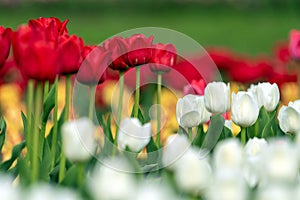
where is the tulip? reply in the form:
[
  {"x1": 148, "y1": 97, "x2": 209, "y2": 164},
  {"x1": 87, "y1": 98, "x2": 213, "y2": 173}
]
[
  {"x1": 125, "y1": 34, "x2": 153, "y2": 67},
  {"x1": 58, "y1": 34, "x2": 84, "y2": 75},
  {"x1": 117, "y1": 118, "x2": 151, "y2": 152},
  {"x1": 256, "y1": 185, "x2": 293, "y2": 200},
  {"x1": 149, "y1": 43, "x2": 177, "y2": 73},
  {"x1": 26, "y1": 185, "x2": 81, "y2": 200},
  {"x1": 183, "y1": 79, "x2": 206, "y2": 96},
  {"x1": 252, "y1": 82, "x2": 280, "y2": 112},
  {"x1": 162, "y1": 134, "x2": 190, "y2": 169},
  {"x1": 0, "y1": 26, "x2": 11, "y2": 68},
  {"x1": 61, "y1": 117, "x2": 96, "y2": 162},
  {"x1": 174, "y1": 148, "x2": 212, "y2": 195},
  {"x1": 278, "y1": 104, "x2": 300, "y2": 134},
  {"x1": 231, "y1": 91, "x2": 259, "y2": 127},
  {"x1": 135, "y1": 182, "x2": 176, "y2": 200},
  {"x1": 176, "y1": 94, "x2": 211, "y2": 128},
  {"x1": 0, "y1": 175, "x2": 20, "y2": 200},
  {"x1": 289, "y1": 29, "x2": 300, "y2": 60},
  {"x1": 204, "y1": 82, "x2": 230, "y2": 114}
]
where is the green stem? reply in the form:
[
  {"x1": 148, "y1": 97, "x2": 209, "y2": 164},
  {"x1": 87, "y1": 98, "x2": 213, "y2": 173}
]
[
  {"x1": 156, "y1": 73, "x2": 162, "y2": 148},
  {"x1": 188, "y1": 127, "x2": 193, "y2": 142},
  {"x1": 241, "y1": 127, "x2": 247, "y2": 145},
  {"x1": 59, "y1": 74, "x2": 71, "y2": 183},
  {"x1": 133, "y1": 66, "x2": 140, "y2": 118},
  {"x1": 50, "y1": 76, "x2": 59, "y2": 170},
  {"x1": 254, "y1": 121, "x2": 259, "y2": 137},
  {"x1": 116, "y1": 71, "x2": 124, "y2": 138},
  {"x1": 77, "y1": 162, "x2": 85, "y2": 186},
  {"x1": 88, "y1": 84, "x2": 96, "y2": 121},
  {"x1": 32, "y1": 82, "x2": 43, "y2": 183},
  {"x1": 43, "y1": 81, "x2": 49, "y2": 100},
  {"x1": 26, "y1": 80, "x2": 34, "y2": 162}
]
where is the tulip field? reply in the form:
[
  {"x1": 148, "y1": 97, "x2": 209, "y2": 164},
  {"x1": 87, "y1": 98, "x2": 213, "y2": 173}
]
[{"x1": 1, "y1": 2, "x2": 300, "y2": 200}]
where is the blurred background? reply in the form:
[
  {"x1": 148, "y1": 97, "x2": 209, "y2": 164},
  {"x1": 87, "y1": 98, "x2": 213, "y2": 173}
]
[{"x1": 1, "y1": 0, "x2": 300, "y2": 55}]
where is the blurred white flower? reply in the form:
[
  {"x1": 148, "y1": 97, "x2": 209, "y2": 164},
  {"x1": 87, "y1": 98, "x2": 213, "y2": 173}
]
[
  {"x1": 256, "y1": 184, "x2": 293, "y2": 200},
  {"x1": 176, "y1": 94, "x2": 210, "y2": 128},
  {"x1": 89, "y1": 157, "x2": 136, "y2": 200},
  {"x1": 206, "y1": 171, "x2": 247, "y2": 200},
  {"x1": 231, "y1": 91, "x2": 259, "y2": 127},
  {"x1": 174, "y1": 148, "x2": 212, "y2": 195},
  {"x1": 162, "y1": 134, "x2": 190, "y2": 169},
  {"x1": 134, "y1": 181, "x2": 177, "y2": 200},
  {"x1": 204, "y1": 82, "x2": 230, "y2": 114},
  {"x1": 0, "y1": 175, "x2": 20, "y2": 200},
  {"x1": 62, "y1": 117, "x2": 96, "y2": 162},
  {"x1": 250, "y1": 82, "x2": 280, "y2": 112},
  {"x1": 117, "y1": 118, "x2": 151, "y2": 152},
  {"x1": 262, "y1": 139, "x2": 298, "y2": 183},
  {"x1": 243, "y1": 137, "x2": 268, "y2": 187},
  {"x1": 289, "y1": 99, "x2": 300, "y2": 112},
  {"x1": 278, "y1": 105, "x2": 300, "y2": 134},
  {"x1": 26, "y1": 184, "x2": 81, "y2": 200},
  {"x1": 213, "y1": 139, "x2": 244, "y2": 172}
]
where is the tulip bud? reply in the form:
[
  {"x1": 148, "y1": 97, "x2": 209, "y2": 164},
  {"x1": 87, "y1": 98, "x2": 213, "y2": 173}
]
[
  {"x1": 176, "y1": 94, "x2": 211, "y2": 128},
  {"x1": 61, "y1": 118, "x2": 96, "y2": 162},
  {"x1": 278, "y1": 104, "x2": 300, "y2": 134},
  {"x1": 204, "y1": 82, "x2": 230, "y2": 114},
  {"x1": 231, "y1": 91, "x2": 259, "y2": 127},
  {"x1": 254, "y1": 82, "x2": 280, "y2": 112},
  {"x1": 117, "y1": 118, "x2": 151, "y2": 152}
]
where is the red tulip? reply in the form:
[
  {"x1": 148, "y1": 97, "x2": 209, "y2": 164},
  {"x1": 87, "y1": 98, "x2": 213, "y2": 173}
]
[
  {"x1": 273, "y1": 42, "x2": 290, "y2": 64},
  {"x1": 183, "y1": 79, "x2": 206, "y2": 96},
  {"x1": 208, "y1": 48, "x2": 239, "y2": 70},
  {"x1": 150, "y1": 43, "x2": 177, "y2": 73},
  {"x1": 0, "y1": 26, "x2": 11, "y2": 68},
  {"x1": 103, "y1": 36, "x2": 129, "y2": 71},
  {"x1": 77, "y1": 46, "x2": 110, "y2": 85},
  {"x1": 125, "y1": 34, "x2": 153, "y2": 67},
  {"x1": 58, "y1": 34, "x2": 84, "y2": 75},
  {"x1": 289, "y1": 30, "x2": 300, "y2": 60}
]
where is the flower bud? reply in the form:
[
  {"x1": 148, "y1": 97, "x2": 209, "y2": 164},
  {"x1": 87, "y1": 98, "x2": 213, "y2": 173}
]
[
  {"x1": 278, "y1": 104, "x2": 300, "y2": 134},
  {"x1": 254, "y1": 82, "x2": 280, "y2": 112}
]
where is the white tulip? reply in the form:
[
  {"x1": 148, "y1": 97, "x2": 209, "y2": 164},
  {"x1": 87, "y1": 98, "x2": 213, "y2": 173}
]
[
  {"x1": 89, "y1": 158, "x2": 136, "y2": 200},
  {"x1": 26, "y1": 185, "x2": 81, "y2": 200},
  {"x1": 289, "y1": 99, "x2": 300, "y2": 112},
  {"x1": 117, "y1": 118, "x2": 151, "y2": 152},
  {"x1": 204, "y1": 82, "x2": 230, "y2": 114},
  {"x1": 213, "y1": 139, "x2": 244, "y2": 171},
  {"x1": 162, "y1": 134, "x2": 190, "y2": 169},
  {"x1": 206, "y1": 171, "x2": 247, "y2": 200},
  {"x1": 134, "y1": 181, "x2": 177, "y2": 200},
  {"x1": 262, "y1": 139, "x2": 298, "y2": 183},
  {"x1": 244, "y1": 137, "x2": 268, "y2": 187},
  {"x1": 0, "y1": 175, "x2": 20, "y2": 200},
  {"x1": 256, "y1": 184, "x2": 293, "y2": 200},
  {"x1": 231, "y1": 91, "x2": 259, "y2": 127},
  {"x1": 174, "y1": 148, "x2": 212, "y2": 195},
  {"x1": 278, "y1": 105, "x2": 300, "y2": 134},
  {"x1": 62, "y1": 117, "x2": 96, "y2": 162},
  {"x1": 176, "y1": 94, "x2": 210, "y2": 128},
  {"x1": 254, "y1": 82, "x2": 280, "y2": 112}
]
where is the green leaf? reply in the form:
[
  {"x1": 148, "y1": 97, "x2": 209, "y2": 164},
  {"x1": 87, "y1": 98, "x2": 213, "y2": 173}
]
[
  {"x1": 99, "y1": 115, "x2": 114, "y2": 156},
  {"x1": 201, "y1": 114, "x2": 225, "y2": 151},
  {"x1": 146, "y1": 136, "x2": 159, "y2": 165},
  {"x1": 192, "y1": 125, "x2": 205, "y2": 148},
  {"x1": 0, "y1": 117, "x2": 7, "y2": 154},
  {"x1": 21, "y1": 111, "x2": 27, "y2": 135},
  {"x1": 257, "y1": 107, "x2": 270, "y2": 138},
  {"x1": 61, "y1": 165, "x2": 78, "y2": 187},
  {"x1": 42, "y1": 82, "x2": 57, "y2": 124},
  {"x1": 130, "y1": 107, "x2": 145, "y2": 124},
  {"x1": 261, "y1": 111, "x2": 276, "y2": 138},
  {"x1": 0, "y1": 142, "x2": 26, "y2": 171},
  {"x1": 39, "y1": 139, "x2": 52, "y2": 181}
]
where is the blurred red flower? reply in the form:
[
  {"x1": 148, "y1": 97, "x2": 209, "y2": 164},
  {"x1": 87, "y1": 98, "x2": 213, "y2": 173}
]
[
  {"x1": 150, "y1": 43, "x2": 177, "y2": 73},
  {"x1": 0, "y1": 26, "x2": 11, "y2": 68},
  {"x1": 289, "y1": 30, "x2": 300, "y2": 60},
  {"x1": 183, "y1": 79, "x2": 206, "y2": 95}
]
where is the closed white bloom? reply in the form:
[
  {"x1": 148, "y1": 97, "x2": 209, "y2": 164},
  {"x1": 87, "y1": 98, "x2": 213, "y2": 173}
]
[
  {"x1": 278, "y1": 105, "x2": 300, "y2": 134},
  {"x1": 62, "y1": 117, "x2": 96, "y2": 162},
  {"x1": 231, "y1": 91, "x2": 259, "y2": 127},
  {"x1": 0, "y1": 175, "x2": 20, "y2": 200},
  {"x1": 255, "y1": 82, "x2": 280, "y2": 112},
  {"x1": 206, "y1": 171, "x2": 247, "y2": 200},
  {"x1": 213, "y1": 139, "x2": 244, "y2": 171},
  {"x1": 204, "y1": 82, "x2": 230, "y2": 114},
  {"x1": 256, "y1": 185, "x2": 293, "y2": 200},
  {"x1": 174, "y1": 148, "x2": 212, "y2": 195},
  {"x1": 263, "y1": 139, "x2": 298, "y2": 183},
  {"x1": 89, "y1": 158, "x2": 136, "y2": 200},
  {"x1": 162, "y1": 134, "x2": 190, "y2": 169},
  {"x1": 244, "y1": 137, "x2": 268, "y2": 187},
  {"x1": 176, "y1": 94, "x2": 210, "y2": 128},
  {"x1": 117, "y1": 118, "x2": 151, "y2": 152},
  {"x1": 289, "y1": 99, "x2": 300, "y2": 112},
  {"x1": 26, "y1": 185, "x2": 81, "y2": 200}
]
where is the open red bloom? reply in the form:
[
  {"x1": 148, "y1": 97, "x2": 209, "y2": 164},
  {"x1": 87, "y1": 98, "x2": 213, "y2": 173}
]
[
  {"x1": 289, "y1": 30, "x2": 300, "y2": 60},
  {"x1": 0, "y1": 26, "x2": 11, "y2": 68},
  {"x1": 150, "y1": 43, "x2": 177, "y2": 73},
  {"x1": 77, "y1": 46, "x2": 110, "y2": 85},
  {"x1": 103, "y1": 36, "x2": 128, "y2": 71},
  {"x1": 58, "y1": 34, "x2": 84, "y2": 75},
  {"x1": 125, "y1": 34, "x2": 153, "y2": 67}
]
